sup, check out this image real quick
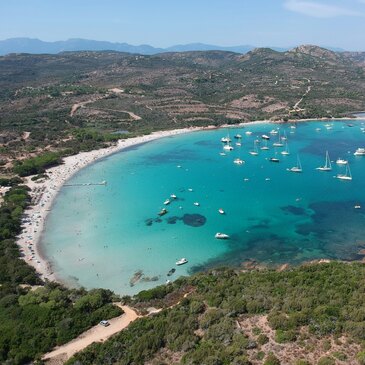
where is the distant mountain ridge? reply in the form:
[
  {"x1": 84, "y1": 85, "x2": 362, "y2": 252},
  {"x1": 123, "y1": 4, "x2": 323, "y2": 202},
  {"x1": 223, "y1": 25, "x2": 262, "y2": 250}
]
[{"x1": 0, "y1": 37, "x2": 343, "y2": 56}]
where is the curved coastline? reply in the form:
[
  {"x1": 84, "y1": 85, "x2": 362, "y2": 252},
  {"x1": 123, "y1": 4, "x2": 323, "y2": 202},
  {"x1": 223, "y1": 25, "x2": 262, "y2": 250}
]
[{"x1": 16, "y1": 117, "x2": 364, "y2": 285}]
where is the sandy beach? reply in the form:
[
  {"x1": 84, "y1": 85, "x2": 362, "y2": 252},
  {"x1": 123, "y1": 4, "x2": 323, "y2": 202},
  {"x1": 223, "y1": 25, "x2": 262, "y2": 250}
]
[
  {"x1": 16, "y1": 127, "x2": 210, "y2": 282},
  {"x1": 16, "y1": 116, "x2": 364, "y2": 283}
]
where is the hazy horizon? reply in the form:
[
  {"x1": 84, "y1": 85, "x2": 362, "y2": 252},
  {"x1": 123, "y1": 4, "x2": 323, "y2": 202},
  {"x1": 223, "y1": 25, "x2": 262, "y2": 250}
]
[{"x1": 0, "y1": 0, "x2": 364, "y2": 51}]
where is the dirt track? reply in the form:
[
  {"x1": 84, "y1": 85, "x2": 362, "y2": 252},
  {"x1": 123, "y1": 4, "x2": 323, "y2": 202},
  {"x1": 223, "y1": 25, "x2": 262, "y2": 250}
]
[{"x1": 43, "y1": 305, "x2": 139, "y2": 364}]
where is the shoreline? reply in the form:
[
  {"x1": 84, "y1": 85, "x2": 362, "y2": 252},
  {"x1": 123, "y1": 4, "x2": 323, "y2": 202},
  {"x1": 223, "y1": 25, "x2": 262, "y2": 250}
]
[
  {"x1": 16, "y1": 117, "x2": 365, "y2": 284},
  {"x1": 16, "y1": 126, "x2": 209, "y2": 282}
]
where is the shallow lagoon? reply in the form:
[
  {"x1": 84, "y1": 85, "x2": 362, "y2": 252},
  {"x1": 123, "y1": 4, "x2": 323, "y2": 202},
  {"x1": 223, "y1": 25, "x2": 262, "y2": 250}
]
[{"x1": 42, "y1": 120, "x2": 365, "y2": 294}]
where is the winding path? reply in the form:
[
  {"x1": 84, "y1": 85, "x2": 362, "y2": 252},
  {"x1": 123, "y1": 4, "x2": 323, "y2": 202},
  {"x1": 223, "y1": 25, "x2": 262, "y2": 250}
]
[
  {"x1": 293, "y1": 78, "x2": 311, "y2": 111},
  {"x1": 42, "y1": 305, "x2": 139, "y2": 364}
]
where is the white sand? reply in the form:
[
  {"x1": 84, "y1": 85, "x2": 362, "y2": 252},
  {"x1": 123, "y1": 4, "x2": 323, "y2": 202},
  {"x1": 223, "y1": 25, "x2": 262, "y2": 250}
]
[{"x1": 16, "y1": 127, "x2": 209, "y2": 281}]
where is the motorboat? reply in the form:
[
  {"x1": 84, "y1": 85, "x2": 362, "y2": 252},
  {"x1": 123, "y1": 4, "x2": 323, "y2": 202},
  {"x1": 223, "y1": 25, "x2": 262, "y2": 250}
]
[
  {"x1": 336, "y1": 158, "x2": 348, "y2": 165},
  {"x1": 354, "y1": 148, "x2": 365, "y2": 156},
  {"x1": 158, "y1": 208, "x2": 168, "y2": 216},
  {"x1": 215, "y1": 232, "x2": 230, "y2": 239},
  {"x1": 193, "y1": 202, "x2": 200, "y2": 206},
  {"x1": 164, "y1": 199, "x2": 171, "y2": 205},
  {"x1": 262, "y1": 134, "x2": 270, "y2": 140},
  {"x1": 223, "y1": 144, "x2": 234, "y2": 151},
  {"x1": 233, "y1": 158, "x2": 244, "y2": 165},
  {"x1": 218, "y1": 208, "x2": 225, "y2": 214},
  {"x1": 176, "y1": 258, "x2": 188, "y2": 266},
  {"x1": 269, "y1": 157, "x2": 280, "y2": 162}
]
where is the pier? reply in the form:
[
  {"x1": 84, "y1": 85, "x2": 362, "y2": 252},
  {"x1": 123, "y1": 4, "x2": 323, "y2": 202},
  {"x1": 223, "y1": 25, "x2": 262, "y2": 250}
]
[{"x1": 64, "y1": 180, "x2": 107, "y2": 187}]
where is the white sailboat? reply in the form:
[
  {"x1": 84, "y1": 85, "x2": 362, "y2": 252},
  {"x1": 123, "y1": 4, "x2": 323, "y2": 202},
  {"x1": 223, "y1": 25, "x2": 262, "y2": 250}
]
[
  {"x1": 273, "y1": 131, "x2": 284, "y2": 147},
  {"x1": 249, "y1": 140, "x2": 259, "y2": 156},
  {"x1": 260, "y1": 139, "x2": 270, "y2": 150},
  {"x1": 336, "y1": 163, "x2": 352, "y2": 180},
  {"x1": 288, "y1": 155, "x2": 302, "y2": 173},
  {"x1": 281, "y1": 142, "x2": 290, "y2": 155},
  {"x1": 316, "y1": 151, "x2": 332, "y2": 171}
]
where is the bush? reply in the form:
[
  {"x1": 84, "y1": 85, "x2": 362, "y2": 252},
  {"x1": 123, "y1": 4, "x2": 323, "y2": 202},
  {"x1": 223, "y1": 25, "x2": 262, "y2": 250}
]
[
  {"x1": 317, "y1": 357, "x2": 335, "y2": 365},
  {"x1": 274, "y1": 329, "x2": 297, "y2": 343},
  {"x1": 264, "y1": 352, "x2": 281, "y2": 365},
  {"x1": 357, "y1": 351, "x2": 365, "y2": 365},
  {"x1": 257, "y1": 334, "x2": 269, "y2": 345}
]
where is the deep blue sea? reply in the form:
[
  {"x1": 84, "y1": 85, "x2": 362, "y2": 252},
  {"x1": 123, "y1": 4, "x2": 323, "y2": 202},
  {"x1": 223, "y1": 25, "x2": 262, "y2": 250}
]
[{"x1": 41, "y1": 120, "x2": 365, "y2": 294}]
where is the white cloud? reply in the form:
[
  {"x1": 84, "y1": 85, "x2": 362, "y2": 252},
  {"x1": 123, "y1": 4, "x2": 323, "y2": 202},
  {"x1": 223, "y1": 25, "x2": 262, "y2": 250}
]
[{"x1": 284, "y1": 0, "x2": 362, "y2": 18}]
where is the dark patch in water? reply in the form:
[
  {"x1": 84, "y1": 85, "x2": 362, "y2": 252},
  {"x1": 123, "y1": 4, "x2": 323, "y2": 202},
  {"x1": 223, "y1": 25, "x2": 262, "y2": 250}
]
[
  {"x1": 166, "y1": 216, "x2": 182, "y2": 224},
  {"x1": 247, "y1": 218, "x2": 271, "y2": 230},
  {"x1": 183, "y1": 214, "x2": 207, "y2": 227},
  {"x1": 144, "y1": 148, "x2": 198, "y2": 164},
  {"x1": 281, "y1": 205, "x2": 306, "y2": 216},
  {"x1": 145, "y1": 219, "x2": 153, "y2": 226},
  {"x1": 195, "y1": 140, "x2": 218, "y2": 148},
  {"x1": 296, "y1": 200, "x2": 365, "y2": 260},
  {"x1": 300, "y1": 136, "x2": 360, "y2": 157}
]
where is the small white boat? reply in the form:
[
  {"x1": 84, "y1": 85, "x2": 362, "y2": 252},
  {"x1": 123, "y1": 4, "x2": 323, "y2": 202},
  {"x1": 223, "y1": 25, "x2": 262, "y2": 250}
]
[
  {"x1": 287, "y1": 155, "x2": 302, "y2": 173},
  {"x1": 158, "y1": 208, "x2": 168, "y2": 216},
  {"x1": 215, "y1": 232, "x2": 230, "y2": 239},
  {"x1": 218, "y1": 208, "x2": 225, "y2": 214},
  {"x1": 336, "y1": 158, "x2": 348, "y2": 165},
  {"x1": 260, "y1": 140, "x2": 269, "y2": 150},
  {"x1": 188, "y1": 188, "x2": 193, "y2": 192},
  {"x1": 234, "y1": 134, "x2": 242, "y2": 139},
  {"x1": 221, "y1": 136, "x2": 231, "y2": 143},
  {"x1": 233, "y1": 158, "x2": 244, "y2": 165},
  {"x1": 176, "y1": 258, "x2": 188, "y2": 266},
  {"x1": 269, "y1": 157, "x2": 280, "y2": 163},
  {"x1": 219, "y1": 152, "x2": 226, "y2": 156},
  {"x1": 235, "y1": 142, "x2": 242, "y2": 146},
  {"x1": 170, "y1": 194, "x2": 177, "y2": 199},
  {"x1": 262, "y1": 134, "x2": 270, "y2": 140},
  {"x1": 193, "y1": 202, "x2": 200, "y2": 206},
  {"x1": 336, "y1": 163, "x2": 352, "y2": 181},
  {"x1": 354, "y1": 205, "x2": 361, "y2": 209},
  {"x1": 223, "y1": 144, "x2": 234, "y2": 151},
  {"x1": 245, "y1": 131, "x2": 252, "y2": 135},
  {"x1": 281, "y1": 142, "x2": 290, "y2": 155},
  {"x1": 270, "y1": 129, "x2": 278, "y2": 135},
  {"x1": 249, "y1": 140, "x2": 259, "y2": 156},
  {"x1": 316, "y1": 151, "x2": 332, "y2": 171},
  {"x1": 164, "y1": 199, "x2": 171, "y2": 205},
  {"x1": 354, "y1": 148, "x2": 365, "y2": 156}
]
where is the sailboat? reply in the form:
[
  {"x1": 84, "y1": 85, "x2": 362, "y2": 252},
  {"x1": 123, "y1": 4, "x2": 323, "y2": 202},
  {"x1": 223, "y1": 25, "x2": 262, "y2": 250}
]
[
  {"x1": 336, "y1": 163, "x2": 352, "y2": 180},
  {"x1": 273, "y1": 131, "x2": 284, "y2": 147},
  {"x1": 288, "y1": 155, "x2": 302, "y2": 173},
  {"x1": 316, "y1": 151, "x2": 332, "y2": 171},
  {"x1": 249, "y1": 140, "x2": 259, "y2": 156},
  {"x1": 281, "y1": 142, "x2": 290, "y2": 156},
  {"x1": 260, "y1": 139, "x2": 269, "y2": 150}
]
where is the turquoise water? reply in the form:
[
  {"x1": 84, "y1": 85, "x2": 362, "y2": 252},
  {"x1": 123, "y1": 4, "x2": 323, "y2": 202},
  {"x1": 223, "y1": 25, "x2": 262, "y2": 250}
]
[{"x1": 42, "y1": 120, "x2": 365, "y2": 295}]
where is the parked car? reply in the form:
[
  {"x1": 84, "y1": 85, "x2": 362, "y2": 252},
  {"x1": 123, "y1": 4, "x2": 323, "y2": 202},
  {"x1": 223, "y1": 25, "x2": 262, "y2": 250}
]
[{"x1": 99, "y1": 320, "x2": 110, "y2": 327}]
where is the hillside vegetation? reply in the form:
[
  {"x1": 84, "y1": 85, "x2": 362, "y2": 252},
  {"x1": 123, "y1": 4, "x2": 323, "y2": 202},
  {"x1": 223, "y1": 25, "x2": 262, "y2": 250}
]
[
  {"x1": 1, "y1": 45, "x2": 365, "y2": 175},
  {"x1": 68, "y1": 263, "x2": 365, "y2": 365}
]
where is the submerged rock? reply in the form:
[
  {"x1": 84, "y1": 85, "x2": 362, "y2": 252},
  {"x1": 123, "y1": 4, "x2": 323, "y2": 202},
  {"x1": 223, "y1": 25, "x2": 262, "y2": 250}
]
[
  {"x1": 182, "y1": 214, "x2": 207, "y2": 227},
  {"x1": 129, "y1": 270, "x2": 143, "y2": 287}
]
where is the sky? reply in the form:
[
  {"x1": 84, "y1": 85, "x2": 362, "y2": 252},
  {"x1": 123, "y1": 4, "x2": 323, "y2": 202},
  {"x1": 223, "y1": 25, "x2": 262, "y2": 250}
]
[{"x1": 0, "y1": 0, "x2": 365, "y2": 50}]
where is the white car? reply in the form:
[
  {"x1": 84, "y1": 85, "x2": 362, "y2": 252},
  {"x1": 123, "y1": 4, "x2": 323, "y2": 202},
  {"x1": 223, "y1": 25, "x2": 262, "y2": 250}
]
[{"x1": 99, "y1": 320, "x2": 110, "y2": 327}]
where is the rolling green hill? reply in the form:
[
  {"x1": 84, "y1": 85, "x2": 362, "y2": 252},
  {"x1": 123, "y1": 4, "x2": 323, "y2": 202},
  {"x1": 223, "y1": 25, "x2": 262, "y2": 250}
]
[{"x1": 0, "y1": 45, "x2": 364, "y2": 175}]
